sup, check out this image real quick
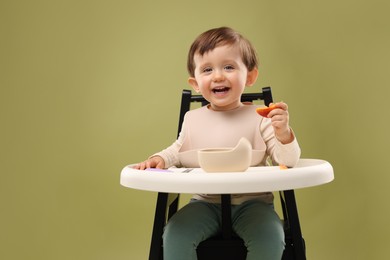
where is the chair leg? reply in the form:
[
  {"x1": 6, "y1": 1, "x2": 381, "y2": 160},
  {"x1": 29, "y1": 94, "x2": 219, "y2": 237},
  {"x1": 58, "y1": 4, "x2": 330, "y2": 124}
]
[
  {"x1": 221, "y1": 194, "x2": 232, "y2": 239},
  {"x1": 149, "y1": 192, "x2": 168, "y2": 260},
  {"x1": 283, "y1": 190, "x2": 306, "y2": 260},
  {"x1": 167, "y1": 194, "x2": 179, "y2": 220}
]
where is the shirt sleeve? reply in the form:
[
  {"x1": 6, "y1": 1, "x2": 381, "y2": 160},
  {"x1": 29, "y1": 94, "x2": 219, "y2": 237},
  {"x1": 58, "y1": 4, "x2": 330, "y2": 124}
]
[
  {"x1": 149, "y1": 120, "x2": 186, "y2": 168},
  {"x1": 260, "y1": 118, "x2": 301, "y2": 167}
]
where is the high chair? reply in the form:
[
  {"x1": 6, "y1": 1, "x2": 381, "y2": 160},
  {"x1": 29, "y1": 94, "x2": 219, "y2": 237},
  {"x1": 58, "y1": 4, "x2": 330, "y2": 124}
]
[{"x1": 148, "y1": 87, "x2": 306, "y2": 260}]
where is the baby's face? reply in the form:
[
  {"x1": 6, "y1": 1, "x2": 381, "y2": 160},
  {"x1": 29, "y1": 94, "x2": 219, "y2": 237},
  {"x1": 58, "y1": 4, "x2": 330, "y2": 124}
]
[{"x1": 188, "y1": 44, "x2": 256, "y2": 111}]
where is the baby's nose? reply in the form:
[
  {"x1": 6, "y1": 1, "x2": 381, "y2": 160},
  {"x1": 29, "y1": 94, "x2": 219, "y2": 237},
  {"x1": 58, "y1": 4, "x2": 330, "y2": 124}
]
[{"x1": 212, "y1": 70, "x2": 225, "y2": 81}]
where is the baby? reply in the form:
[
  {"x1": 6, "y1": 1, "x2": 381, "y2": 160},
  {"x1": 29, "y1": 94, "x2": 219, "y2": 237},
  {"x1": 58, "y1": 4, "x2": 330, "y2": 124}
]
[{"x1": 135, "y1": 26, "x2": 300, "y2": 260}]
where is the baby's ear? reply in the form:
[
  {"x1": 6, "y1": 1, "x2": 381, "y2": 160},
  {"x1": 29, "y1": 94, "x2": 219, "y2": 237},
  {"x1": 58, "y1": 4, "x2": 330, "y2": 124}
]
[
  {"x1": 188, "y1": 77, "x2": 200, "y2": 93},
  {"x1": 246, "y1": 68, "x2": 259, "y2": 87}
]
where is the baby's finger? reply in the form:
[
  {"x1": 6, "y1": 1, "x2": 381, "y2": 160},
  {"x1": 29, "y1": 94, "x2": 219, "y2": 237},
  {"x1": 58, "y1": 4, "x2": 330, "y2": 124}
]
[
  {"x1": 139, "y1": 161, "x2": 149, "y2": 170},
  {"x1": 156, "y1": 161, "x2": 164, "y2": 169},
  {"x1": 145, "y1": 160, "x2": 154, "y2": 169},
  {"x1": 275, "y1": 102, "x2": 288, "y2": 111},
  {"x1": 268, "y1": 108, "x2": 285, "y2": 118},
  {"x1": 133, "y1": 162, "x2": 144, "y2": 170}
]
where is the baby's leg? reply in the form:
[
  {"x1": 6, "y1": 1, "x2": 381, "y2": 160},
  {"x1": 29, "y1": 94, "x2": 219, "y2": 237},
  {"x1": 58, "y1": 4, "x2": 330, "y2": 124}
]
[
  {"x1": 232, "y1": 199, "x2": 285, "y2": 260},
  {"x1": 163, "y1": 199, "x2": 221, "y2": 260}
]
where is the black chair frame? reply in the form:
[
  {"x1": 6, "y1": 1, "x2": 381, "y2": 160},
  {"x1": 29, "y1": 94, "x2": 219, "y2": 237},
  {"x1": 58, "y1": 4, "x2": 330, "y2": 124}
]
[{"x1": 148, "y1": 87, "x2": 306, "y2": 260}]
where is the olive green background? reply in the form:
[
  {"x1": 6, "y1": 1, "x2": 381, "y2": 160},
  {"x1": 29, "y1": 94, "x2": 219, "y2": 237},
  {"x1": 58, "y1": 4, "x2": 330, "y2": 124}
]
[{"x1": 1, "y1": 0, "x2": 389, "y2": 259}]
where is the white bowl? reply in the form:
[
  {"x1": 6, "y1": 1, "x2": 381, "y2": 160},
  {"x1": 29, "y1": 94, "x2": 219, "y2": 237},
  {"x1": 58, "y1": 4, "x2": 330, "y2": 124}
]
[{"x1": 197, "y1": 137, "x2": 252, "y2": 172}]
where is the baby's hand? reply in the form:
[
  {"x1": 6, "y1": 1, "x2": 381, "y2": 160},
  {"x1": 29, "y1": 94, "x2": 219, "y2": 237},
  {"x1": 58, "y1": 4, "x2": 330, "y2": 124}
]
[
  {"x1": 267, "y1": 102, "x2": 294, "y2": 144},
  {"x1": 133, "y1": 156, "x2": 165, "y2": 170}
]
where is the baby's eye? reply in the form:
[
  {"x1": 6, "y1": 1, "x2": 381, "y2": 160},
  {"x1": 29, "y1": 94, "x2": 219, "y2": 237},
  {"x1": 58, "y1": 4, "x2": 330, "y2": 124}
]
[
  {"x1": 224, "y1": 65, "x2": 235, "y2": 71},
  {"x1": 202, "y1": 67, "x2": 213, "y2": 73}
]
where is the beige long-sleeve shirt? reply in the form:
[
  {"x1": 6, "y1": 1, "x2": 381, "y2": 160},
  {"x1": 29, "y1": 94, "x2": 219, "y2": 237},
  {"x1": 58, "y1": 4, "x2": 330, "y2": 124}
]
[{"x1": 154, "y1": 103, "x2": 301, "y2": 204}]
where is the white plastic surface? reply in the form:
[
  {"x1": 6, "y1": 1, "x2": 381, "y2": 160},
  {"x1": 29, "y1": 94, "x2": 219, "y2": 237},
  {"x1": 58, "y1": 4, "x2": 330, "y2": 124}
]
[{"x1": 120, "y1": 159, "x2": 334, "y2": 194}]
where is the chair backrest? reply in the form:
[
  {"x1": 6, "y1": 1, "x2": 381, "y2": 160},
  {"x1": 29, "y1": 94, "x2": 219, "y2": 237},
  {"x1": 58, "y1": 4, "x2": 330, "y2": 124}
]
[{"x1": 177, "y1": 86, "x2": 273, "y2": 137}]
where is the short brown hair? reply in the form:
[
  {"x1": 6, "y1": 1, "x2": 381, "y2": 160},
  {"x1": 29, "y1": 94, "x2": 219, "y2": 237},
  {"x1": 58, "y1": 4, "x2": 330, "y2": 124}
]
[{"x1": 187, "y1": 27, "x2": 259, "y2": 77}]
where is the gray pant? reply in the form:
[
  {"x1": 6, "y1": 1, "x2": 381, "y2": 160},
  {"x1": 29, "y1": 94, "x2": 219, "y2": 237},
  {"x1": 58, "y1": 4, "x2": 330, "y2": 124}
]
[{"x1": 163, "y1": 199, "x2": 285, "y2": 260}]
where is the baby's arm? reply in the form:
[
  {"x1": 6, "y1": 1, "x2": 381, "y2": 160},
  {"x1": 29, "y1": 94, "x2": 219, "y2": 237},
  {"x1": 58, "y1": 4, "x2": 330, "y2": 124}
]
[
  {"x1": 260, "y1": 102, "x2": 300, "y2": 167},
  {"x1": 267, "y1": 102, "x2": 294, "y2": 144},
  {"x1": 133, "y1": 120, "x2": 187, "y2": 170}
]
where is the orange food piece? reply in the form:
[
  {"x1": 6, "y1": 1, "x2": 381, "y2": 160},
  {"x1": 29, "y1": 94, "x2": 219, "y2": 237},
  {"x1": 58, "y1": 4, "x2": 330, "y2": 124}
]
[
  {"x1": 256, "y1": 104, "x2": 277, "y2": 117},
  {"x1": 279, "y1": 164, "x2": 288, "y2": 170}
]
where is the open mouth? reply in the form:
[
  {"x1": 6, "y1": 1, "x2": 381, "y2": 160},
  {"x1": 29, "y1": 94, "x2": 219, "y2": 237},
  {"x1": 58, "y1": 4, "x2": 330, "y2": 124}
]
[{"x1": 212, "y1": 87, "x2": 230, "y2": 94}]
